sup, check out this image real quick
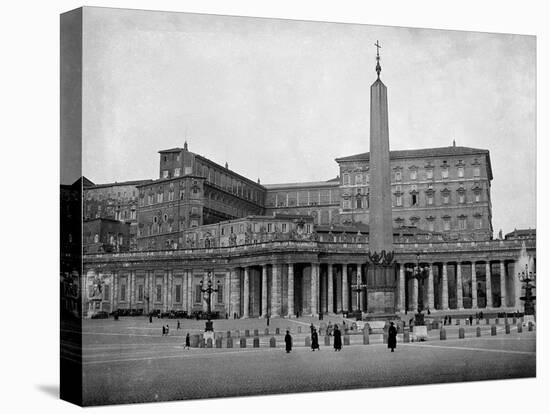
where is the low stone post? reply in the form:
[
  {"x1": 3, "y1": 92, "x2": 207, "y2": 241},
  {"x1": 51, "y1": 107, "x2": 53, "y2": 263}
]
[
  {"x1": 227, "y1": 337, "x2": 233, "y2": 348},
  {"x1": 476, "y1": 327, "x2": 481, "y2": 337},
  {"x1": 491, "y1": 325, "x2": 497, "y2": 336},
  {"x1": 528, "y1": 322, "x2": 534, "y2": 332},
  {"x1": 254, "y1": 329, "x2": 259, "y2": 337},
  {"x1": 275, "y1": 328, "x2": 280, "y2": 335},
  {"x1": 305, "y1": 337, "x2": 311, "y2": 347},
  {"x1": 459, "y1": 327, "x2": 465, "y2": 339},
  {"x1": 324, "y1": 335, "x2": 330, "y2": 346},
  {"x1": 440, "y1": 327, "x2": 446, "y2": 340},
  {"x1": 240, "y1": 337, "x2": 247, "y2": 348},
  {"x1": 207, "y1": 338, "x2": 213, "y2": 348},
  {"x1": 344, "y1": 334, "x2": 350, "y2": 345},
  {"x1": 382, "y1": 331, "x2": 388, "y2": 344},
  {"x1": 403, "y1": 331, "x2": 410, "y2": 343},
  {"x1": 253, "y1": 337, "x2": 260, "y2": 348},
  {"x1": 216, "y1": 337, "x2": 222, "y2": 348},
  {"x1": 363, "y1": 329, "x2": 370, "y2": 345},
  {"x1": 512, "y1": 317, "x2": 517, "y2": 325},
  {"x1": 517, "y1": 323, "x2": 523, "y2": 333},
  {"x1": 505, "y1": 324, "x2": 510, "y2": 334},
  {"x1": 269, "y1": 337, "x2": 276, "y2": 347},
  {"x1": 245, "y1": 329, "x2": 250, "y2": 337},
  {"x1": 264, "y1": 328, "x2": 269, "y2": 336}
]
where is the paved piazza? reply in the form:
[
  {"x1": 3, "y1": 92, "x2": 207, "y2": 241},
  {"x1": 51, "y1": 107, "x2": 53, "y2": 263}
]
[{"x1": 76, "y1": 317, "x2": 536, "y2": 406}]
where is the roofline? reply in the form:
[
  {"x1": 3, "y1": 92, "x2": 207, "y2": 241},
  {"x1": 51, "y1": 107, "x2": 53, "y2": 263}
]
[
  {"x1": 335, "y1": 147, "x2": 490, "y2": 162},
  {"x1": 264, "y1": 180, "x2": 340, "y2": 190},
  {"x1": 135, "y1": 175, "x2": 205, "y2": 188},
  {"x1": 194, "y1": 153, "x2": 266, "y2": 190},
  {"x1": 86, "y1": 179, "x2": 153, "y2": 189}
]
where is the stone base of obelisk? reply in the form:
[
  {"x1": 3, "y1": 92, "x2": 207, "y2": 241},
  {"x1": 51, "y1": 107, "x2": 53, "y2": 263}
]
[{"x1": 366, "y1": 264, "x2": 397, "y2": 315}]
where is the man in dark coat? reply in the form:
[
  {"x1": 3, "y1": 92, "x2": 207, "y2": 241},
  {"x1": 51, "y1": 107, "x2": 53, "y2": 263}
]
[
  {"x1": 333, "y1": 325, "x2": 342, "y2": 351},
  {"x1": 469, "y1": 315, "x2": 473, "y2": 326},
  {"x1": 184, "y1": 333, "x2": 190, "y2": 350},
  {"x1": 284, "y1": 330, "x2": 292, "y2": 353},
  {"x1": 388, "y1": 322, "x2": 397, "y2": 352},
  {"x1": 311, "y1": 328, "x2": 320, "y2": 351}
]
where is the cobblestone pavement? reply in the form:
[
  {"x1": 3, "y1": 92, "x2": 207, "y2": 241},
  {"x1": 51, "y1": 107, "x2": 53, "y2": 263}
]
[{"x1": 79, "y1": 317, "x2": 536, "y2": 406}]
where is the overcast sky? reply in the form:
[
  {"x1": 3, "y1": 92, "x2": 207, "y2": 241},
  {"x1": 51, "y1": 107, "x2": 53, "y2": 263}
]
[{"x1": 79, "y1": 7, "x2": 536, "y2": 234}]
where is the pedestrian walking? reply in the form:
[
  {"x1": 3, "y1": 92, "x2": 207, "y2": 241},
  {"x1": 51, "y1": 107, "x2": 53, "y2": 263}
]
[
  {"x1": 327, "y1": 321, "x2": 333, "y2": 336},
  {"x1": 469, "y1": 315, "x2": 473, "y2": 326},
  {"x1": 184, "y1": 333, "x2": 190, "y2": 350},
  {"x1": 310, "y1": 323, "x2": 315, "y2": 335},
  {"x1": 162, "y1": 325, "x2": 166, "y2": 336},
  {"x1": 333, "y1": 325, "x2": 342, "y2": 351},
  {"x1": 177, "y1": 320, "x2": 181, "y2": 330},
  {"x1": 284, "y1": 330, "x2": 292, "y2": 353},
  {"x1": 388, "y1": 322, "x2": 397, "y2": 352},
  {"x1": 165, "y1": 325, "x2": 169, "y2": 335},
  {"x1": 311, "y1": 328, "x2": 320, "y2": 351},
  {"x1": 149, "y1": 314, "x2": 153, "y2": 323},
  {"x1": 267, "y1": 316, "x2": 270, "y2": 327},
  {"x1": 449, "y1": 316, "x2": 452, "y2": 325}
]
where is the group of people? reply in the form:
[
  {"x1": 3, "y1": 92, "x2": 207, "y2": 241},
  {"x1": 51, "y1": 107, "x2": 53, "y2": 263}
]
[{"x1": 161, "y1": 325, "x2": 170, "y2": 335}]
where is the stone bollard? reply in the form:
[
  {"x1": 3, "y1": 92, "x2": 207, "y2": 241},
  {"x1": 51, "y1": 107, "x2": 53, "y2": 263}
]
[
  {"x1": 245, "y1": 329, "x2": 250, "y2": 337},
  {"x1": 517, "y1": 323, "x2": 523, "y2": 333},
  {"x1": 491, "y1": 325, "x2": 497, "y2": 336},
  {"x1": 495, "y1": 318, "x2": 499, "y2": 325},
  {"x1": 254, "y1": 329, "x2": 259, "y2": 337},
  {"x1": 324, "y1": 335, "x2": 330, "y2": 346},
  {"x1": 264, "y1": 328, "x2": 269, "y2": 336},
  {"x1": 476, "y1": 327, "x2": 481, "y2": 337},
  {"x1": 403, "y1": 331, "x2": 410, "y2": 343},
  {"x1": 240, "y1": 337, "x2": 247, "y2": 348},
  {"x1": 513, "y1": 317, "x2": 517, "y2": 325},
  {"x1": 440, "y1": 328, "x2": 447, "y2": 340},
  {"x1": 297, "y1": 326, "x2": 302, "y2": 334},
  {"x1": 226, "y1": 330, "x2": 231, "y2": 338},
  {"x1": 505, "y1": 324, "x2": 510, "y2": 334},
  {"x1": 216, "y1": 337, "x2": 222, "y2": 348},
  {"x1": 486, "y1": 318, "x2": 490, "y2": 325},
  {"x1": 276, "y1": 328, "x2": 280, "y2": 335},
  {"x1": 253, "y1": 337, "x2": 260, "y2": 348},
  {"x1": 459, "y1": 327, "x2": 465, "y2": 339},
  {"x1": 382, "y1": 332, "x2": 388, "y2": 344},
  {"x1": 190, "y1": 334, "x2": 200, "y2": 348},
  {"x1": 269, "y1": 337, "x2": 276, "y2": 347},
  {"x1": 305, "y1": 337, "x2": 311, "y2": 347},
  {"x1": 344, "y1": 335, "x2": 350, "y2": 345},
  {"x1": 207, "y1": 338, "x2": 213, "y2": 348},
  {"x1": 363, "y1": 329, "x2": 370, "y2": 345},
  {"x1": 226, "y1": 337, "x2": 233, "y2": 348},
  {"x1": 528, "y1": 322, "x2": 534, "y2": 332}
]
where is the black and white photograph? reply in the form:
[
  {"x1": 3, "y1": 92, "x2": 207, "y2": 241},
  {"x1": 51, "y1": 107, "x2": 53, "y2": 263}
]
[{"x1": 3, "y1": 1, "x2": 548, "y2": 413}]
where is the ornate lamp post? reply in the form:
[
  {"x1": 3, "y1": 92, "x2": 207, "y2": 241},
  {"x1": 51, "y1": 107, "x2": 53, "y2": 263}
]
[
  {"x1": 518, "y1": 263, "x2": 536, "y2": 316},
  {"x1": 351, "y1": 267, "x2": 367, "y2": 315},
  {"x1": 405, "y1": 254, "x2": 429, "y2": 320},
  {"x1": 200, "y1": 272, "x2": 220, "y2": 332}
]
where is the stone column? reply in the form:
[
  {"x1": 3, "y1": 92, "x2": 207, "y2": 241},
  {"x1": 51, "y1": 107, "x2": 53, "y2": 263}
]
[
  {"x1": 168, "y1": 270, "x2": 173, "y2": 310},
  {"x1": 327, "y1": 264, "x2": 334, "y2": 314},
  {"x1": 456, "y1": 263, "x2": 464, "y2": 310},
  {"x1": 271, "y1": 264, "x2": 281, "y2": 317},
  {"x1": 230, "y1": 268, "x2": 241, "y2": 318},
  {"x1": 500, "y1": 261, "x2": 506, "y2": 308},
  {"x1": 311, "y1": 263, "x2": 319, "y2": 316},
  {"x1": 398, "y1": 263, "x2": 405, "y2": 312},
  {"x1": 287, "y1": 264, "x2": 294, "y2": 317},
  {"x1": 163, "y1": 271, "x2": 168, "y2": 312},
  {"x1": 357, "y1": 264, "x2": 364, "y2": 311},
  {"x1": 428, "y1": 264, "x2": 435, "y2": 311},
  {"x1": 441, "y1": 263, "x2": 449, "y2": 310},
  {"x1": 335, "y1": 267, "x2": 342, "y2": 313},
  {"x1": 187, "y1": 271, "x2": 194, "y2": 313},
  {"x1": 471, "y1": 263, "x2": 478, "y2": 309},
  {"x1": 412, "y1": 277, "x2": 419, "y2": 312},
  {"x1": 111, "y1": 272, "x2": 116, "y2": 310},
  {"x1": 181, "y1": 271, "x2": 188, "y2": 312},
  {"x1": 342, "y1": 264, "x2": 349, "y2": 312},
  {"x1": 486, "y1": 262, "x2": 493, "y2": 308},
  {"x1": 261, "y1": 265, "x2": 268, "y2": 317},
  {"x1": 243, "y1": 267, "x2": 250, "y2": 318}
]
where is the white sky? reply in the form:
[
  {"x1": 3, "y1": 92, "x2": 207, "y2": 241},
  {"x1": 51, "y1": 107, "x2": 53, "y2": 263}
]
[{"x1": 81, "y1": 7, "x2": 536, "y2": 235}]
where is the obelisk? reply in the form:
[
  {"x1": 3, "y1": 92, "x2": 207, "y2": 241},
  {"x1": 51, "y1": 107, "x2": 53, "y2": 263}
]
[{"x1": 367, "y1": 41, "x2": 396, "y2": 314}]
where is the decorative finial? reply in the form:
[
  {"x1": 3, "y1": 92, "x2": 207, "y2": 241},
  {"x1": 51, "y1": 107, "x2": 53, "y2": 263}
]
[
  {"x1": 374, "y1": 40, "x2": 382, "y2": 78},
  {"x1": 225, "y1": 162, "x2": 228, "y2": 169},
  {"x1": 183, "y1": 141, "x2": 188, "y2": 151},
  {"x1": 453, "y1": 139, "x2": 456, "y2": 147},
  {"x1": 257, "y1": 178, "x2": 261, "y2": 184}
]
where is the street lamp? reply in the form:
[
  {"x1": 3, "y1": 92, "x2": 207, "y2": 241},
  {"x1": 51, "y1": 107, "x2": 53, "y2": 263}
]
[
  {"x1": 405, "y1": 253, "x2": 430, "y2": 316},
  {"x1": 351, "y1": 266, "x2": 367, "y2": 315},
  {"x1": 518, "y1": 263, "x2": 536, "y2": 316},
  {"x1": 200, "y1": 271, "x2": 220, "y2": 332}
]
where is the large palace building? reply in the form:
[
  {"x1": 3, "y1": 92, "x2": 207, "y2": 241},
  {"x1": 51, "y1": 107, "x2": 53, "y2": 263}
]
[{"x1": 82, "y1": 55, "x2": 535, "y2": 320}]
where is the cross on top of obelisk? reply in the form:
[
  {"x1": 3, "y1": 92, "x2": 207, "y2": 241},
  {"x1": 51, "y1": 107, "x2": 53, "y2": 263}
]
[{"x1": 375, "y1": 40, "x2": 382, "y2": 78}]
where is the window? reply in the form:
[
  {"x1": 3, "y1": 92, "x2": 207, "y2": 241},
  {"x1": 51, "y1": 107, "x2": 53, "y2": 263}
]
[
  {"x1": 162, "y1": 170, "x2": 169, "y2": 179},
  {"x1": 343, "y1": 199, "x2": 351, "y2": 209},
  {"x1": 473, "y1": 167, "x2": 480, "y2": 177},
  {"x1": 267, "y1": 223, "x2": 273, "y2": 232},
  {"x1": 180, "y1": 190, "x2": 185, "y2": 200},
  {"x1": 355, "y1": 174, "x2": 362, "y2": 185},
  {"x1": 120, "y1": 284, "x2": 126, "y2": 301},
  {"x1": 365, "y1": 173, "x2": 369, "y2": 183},
  {"x1": 443, "y1": 194, "x2": 450, "y2": 204},
  {"x1": 396, "y1": 195, "x2": 403, "y2": 206},
  {"x1": 156, "y1": 285, "x2": 162, "y2": 302},
  {"x1": 306, "y1": 224, "x2": 311, "y2": 233},
  {"x1": 173, "y1": 168, "x2": 180, "y2": 177},
  {"x1": 443, "y1": 220, "x2": 451, "y2": 231},
  {"x1": 343, "y1": 174, "x2": 350, "y2": 185},
  {"x1": 426, "y1": 169, "x2": 433, "y2": 179},
  {"x1": 475, "y1": 217, "x2": 482, "y2": 229},
  {"x1": 428, "y1": 220, "x2": 435, "y2": 232},
  {"x1": 195, "y1": 285, "x2": 202, "y2": 303},
  {"x1": 395, "y1": 171, "x2": 402, "y2": 181},
  {"x1": 94, "y1": 234, "x2": 99, "y2": 243},
  {"x1": 410, "y1": 170, "x2": 417, "y2": 180},
  {"x1": 138, "y1": 285, "x2": 144, "y2": 301},
  {"x1": 442, "y1": 168, "x2": 449, "y2": 179},
  {"x1": 168, "y1": 191, "x2": 174, "y2": 201},
  {"x1": 157, "y1": 192, "x2": 164, "y2": 203},
  {"x1": 282, "y1": 223, "x2": 287, "y2": 232},
  {"x1": 459, "y1": 217, "x2": 467, "y2": 230},
  {"x1": 103, "y1": 285, "x2": 110, "y2": 301},
  {"x1": 356, "y1": 197, "x2": 362, "y2": 209},
  {"x1": 163, "y1": 214, "x2": 168, "y2": 222},
  {"x1": 217, "y1": 284, "x2": 224, "y2": 304},
  {"x1": 175, "y1": 285, "x2": 181, "y2": 303},
  {"x1": 131, "y1": 209, "x2": 136, "y2": 220},
  {"x1": 411, "y1": 194, "x2": 418, "y2": 206},
  {"x1": 475, "y1": 192, "x2": 481, "y2": 202},
  {"x1": 459, "y1": 193, "x2": 465, "y2": 204},
  {"x1": 427, "y1": 194, "x2": 434, "y2": 205},
  {"x1": 458, "y1": 166, "x2": 464, "y2": 178},
  {"x1": 190, "y1": 220, "x2": 198, "y2": 228},
  {"x1": 148, "y1": 194, "x2": 154, "y2": 205}
]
